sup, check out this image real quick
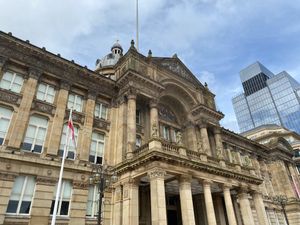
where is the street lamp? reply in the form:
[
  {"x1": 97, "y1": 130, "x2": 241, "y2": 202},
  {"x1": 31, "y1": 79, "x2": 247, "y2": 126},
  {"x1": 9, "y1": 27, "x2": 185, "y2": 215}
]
[
  {"x1": 89, "y1": 164, "x2": 118, "y2": 225},
  {"x1": 273, "y1": 195, "x2": 289, "y2": 225}
]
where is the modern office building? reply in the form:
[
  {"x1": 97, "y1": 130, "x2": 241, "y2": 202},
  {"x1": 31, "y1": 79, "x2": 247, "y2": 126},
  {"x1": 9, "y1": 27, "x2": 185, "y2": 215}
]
[
  {"x1": 232, "y1": 62, "x2": 300, "y2": 134},
  {"x1": 0, "y1": 31, "x2": 300, "y2": 225}
]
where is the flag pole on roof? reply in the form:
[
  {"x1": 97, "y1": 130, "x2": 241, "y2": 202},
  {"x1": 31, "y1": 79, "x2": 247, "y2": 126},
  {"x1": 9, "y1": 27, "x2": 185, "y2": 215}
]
[
  {"x1": 51, "y1": 107, "x2": 75, "y2": 225},
  {"x1": 136, "y1": 0, "x2": 139, "y2": 52}
]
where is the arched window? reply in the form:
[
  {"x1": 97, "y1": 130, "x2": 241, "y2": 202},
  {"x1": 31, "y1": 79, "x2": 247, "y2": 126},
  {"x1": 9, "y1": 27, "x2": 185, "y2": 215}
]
[
  {"x1": 0, "y1": 106, "x2": 13, "y2": 145},
  {"x1": 22, "y1": 115, "x2": 48, "y2": 153}
]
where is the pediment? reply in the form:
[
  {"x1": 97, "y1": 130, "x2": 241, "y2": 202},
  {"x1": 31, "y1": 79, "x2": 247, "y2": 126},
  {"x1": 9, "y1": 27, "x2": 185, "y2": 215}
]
[{"x1": 153, "y1": 57, "x2": 203, "y2": 87}]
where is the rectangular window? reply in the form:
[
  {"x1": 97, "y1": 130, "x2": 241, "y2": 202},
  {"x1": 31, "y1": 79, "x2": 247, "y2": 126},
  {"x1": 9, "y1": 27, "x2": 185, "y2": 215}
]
[
  {"x1": 50, "y1": 180, "x2": 72, "y2": 216},
  {"x1": 6, "y1": 176, "x2": 35, "y2": 215},
  {"x1": 94, "y1": 103, "x2": 108, "y2": 120},
  {"x1": 89, "y1": 132, "x2": 104, "y2": 164},
  {"x1": 162, "y1": 125, "x2": 170, "y2": 141},
  {"x1": 86, "y1": 185, "x2": 99, "y2": 217},
  {"x1": 0, "y1": 71, "x2": 24, "y2": 93},
  {"x1": 59, "y1": 124, "x2": 78, "y2": 160},
  {"x1": 0, "y1": 106, "x2": 13, "y2": 145},
  {"x1": 136, "y1": 110, "x2": 141, "y2": 124},
  {"x1": 67, "y1": 93, "x2": 83, "y2": 112},
  {"x1": 22, "y1": 115, "x2": 48, "y2": 153},
  {"x1": 36, "y1": 83, "x2": 56, "y2": 103}
]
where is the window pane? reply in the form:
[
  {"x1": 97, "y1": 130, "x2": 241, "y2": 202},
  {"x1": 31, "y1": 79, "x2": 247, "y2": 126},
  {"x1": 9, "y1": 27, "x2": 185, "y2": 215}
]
[
  {"x1": 6, "y1": 201, "x2": 18, "y2": 213},
  {"x1": 19, "y1": 201, "x2": 31, "y2": 214},
  {"x1": 60, "y1": 201, "x2": 70, "y2": 215}
]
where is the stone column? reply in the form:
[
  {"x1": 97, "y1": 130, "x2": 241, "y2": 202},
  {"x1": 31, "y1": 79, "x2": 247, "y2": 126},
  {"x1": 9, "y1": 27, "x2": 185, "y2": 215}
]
[
  {"x1": 78, "y1": 91, "x2": 96, "y2": 161},
  {"x1": 179, "y1": 175, "x2": 196, "y2": 225},
  {"x1": 47, "y1": 80, "x2": 70, "y2": 155},
  {"x1": 29, "y1": 177, "x2": 56, "y2": 225},
  {"x1": 199, "y1": 123, "x2": 211, "y2": 155},
  {"x1": 0, "y1": 173, "x2": 16, "y2": 224},
  {"x1": 113, "y1": 185, "x2": 123, "y2": 225},
  {"x1": 185, "y1": 122, "x2": 198, "y2": 151},
  {"x1": 122, "y1": 180, "x2": 139, "y2": 225},
  {"x1": 252, "y1": 191, "x2": 269, "y2": 225},
  {"x1": 148, "y1": 168, "x2": 167, "y2": 225},
  {"x1": 214, "y1": 127, "x2": 223, "y2": 159},
  {"x1": 126, "y1": 92, "x2": 136, "y2": 159},
  {"x1": 8, "y1": 68, "x2": 41, "y2": 149},
  {"x1": 223, "y1": 185, "x2": 237, "y2": 225},
  {"x1": 203, "y1": 180, "x2": 217, "y2": 225},
  {"x1": 238, "y1": 188, "x2": 255, "y2": 225},
  {"x1": 69, "y1": 182, "x2": 89, "y2": 225},
  {"x1": 149, "y1": 99, "x2": 159, "y2": 138}
]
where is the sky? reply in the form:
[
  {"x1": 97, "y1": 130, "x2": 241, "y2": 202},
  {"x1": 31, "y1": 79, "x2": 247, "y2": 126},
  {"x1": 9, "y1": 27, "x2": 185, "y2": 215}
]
[{"x1": 1, "y1": 0, "x2": 300, "y2": 133}]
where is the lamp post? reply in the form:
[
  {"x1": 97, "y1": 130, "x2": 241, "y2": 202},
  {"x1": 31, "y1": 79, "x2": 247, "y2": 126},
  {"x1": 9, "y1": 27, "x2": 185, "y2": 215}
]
[
  {"x1": 89, "y1": 164, "x2": 118, "y2": 225},
  {"x1": 273, "y1": 195, "x2": 289, "y2": 225}
]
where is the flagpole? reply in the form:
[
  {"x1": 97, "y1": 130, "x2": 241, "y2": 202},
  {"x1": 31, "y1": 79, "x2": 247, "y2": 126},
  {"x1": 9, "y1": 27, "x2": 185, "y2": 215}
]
[
  {"x1": 51, "y1": 108, "x2": 73, "y2": 225},
  {"x1": 136, "y1": 0, "x2": 139, "y2": 51}
]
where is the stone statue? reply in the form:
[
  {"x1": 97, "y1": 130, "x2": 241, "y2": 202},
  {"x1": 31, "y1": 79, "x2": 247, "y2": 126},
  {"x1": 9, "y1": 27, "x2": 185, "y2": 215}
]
[
  {"x1": 151, "y1": 123, "x2": 158, "y2": 137},
  {"x1": 176, "y1": 131, "x2": 182, "y2": 145},
  {"x1": 243, "y1": 156, "x2": 251, "y2": 167},
  {"x1": 216, "y1": 147, "x2": 223, "y2": 159}
]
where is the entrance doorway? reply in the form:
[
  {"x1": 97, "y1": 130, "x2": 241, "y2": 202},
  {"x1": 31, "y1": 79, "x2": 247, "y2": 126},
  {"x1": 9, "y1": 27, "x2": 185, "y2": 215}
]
[{"x1": 167, "y1": 209, "x2": 179, "y2": 225}]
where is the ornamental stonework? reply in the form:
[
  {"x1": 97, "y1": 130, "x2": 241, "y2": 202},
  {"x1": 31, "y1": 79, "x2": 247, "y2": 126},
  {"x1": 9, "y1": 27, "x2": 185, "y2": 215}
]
[
  {"x1": 93, "y1": 118, "x2": 110, "y2": 131},
  {"x1": 0, "y1": 88, "x2": 21, "y2": 105},
  {"x1": 32, "y1": 99, "x2": 55, "y2": 115}
]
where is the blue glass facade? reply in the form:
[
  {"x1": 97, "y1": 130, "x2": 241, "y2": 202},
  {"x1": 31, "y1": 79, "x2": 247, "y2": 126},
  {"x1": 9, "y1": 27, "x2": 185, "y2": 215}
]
[{"x1": 232, "y1": 62, "x2": 300, "y2": 134}]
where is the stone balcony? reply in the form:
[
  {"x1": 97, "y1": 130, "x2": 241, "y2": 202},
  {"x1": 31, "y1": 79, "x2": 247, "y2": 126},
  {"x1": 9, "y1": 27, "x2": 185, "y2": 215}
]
[{"x1": 116, "y1": 138, "x2": 262, "y2": 185}]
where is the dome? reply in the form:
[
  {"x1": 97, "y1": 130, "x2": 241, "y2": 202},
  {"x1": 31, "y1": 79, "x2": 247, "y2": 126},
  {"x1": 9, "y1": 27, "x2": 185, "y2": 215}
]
[{"x1": 95, "y1": 41, "x2": 123, "y2": 70}]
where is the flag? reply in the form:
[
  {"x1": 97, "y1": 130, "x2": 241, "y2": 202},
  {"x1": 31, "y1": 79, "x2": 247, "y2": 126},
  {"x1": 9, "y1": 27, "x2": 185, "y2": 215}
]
[{"x1": 68, "y1": 115, "x2": 76, "y2": 147}]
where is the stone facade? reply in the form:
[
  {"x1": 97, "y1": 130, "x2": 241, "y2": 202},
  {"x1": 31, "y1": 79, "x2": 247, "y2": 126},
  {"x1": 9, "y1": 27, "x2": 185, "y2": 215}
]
[{"x1": 0, "y1": 31, "x2": 300, "y2": 225}]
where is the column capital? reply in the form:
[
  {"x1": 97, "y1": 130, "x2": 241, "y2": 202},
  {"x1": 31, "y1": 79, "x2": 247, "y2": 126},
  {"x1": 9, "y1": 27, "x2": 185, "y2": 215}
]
[
  {"x1": 238, "y1": 185, "x2": 249, "y2": 195},
  {"x1": 179, "y1": 174, "x2": 192, "y2": 184},
  {"x1": 28, "y1": 67, "x2": 43, "y2": 80},
  {"x1": 148, "y1": 168, "x2": 166, "y2": 180},
  {"x1": 222, "y1": 183, "x2": 233, "y2": 190},
  {"x1": 87, "y1": 89, "x2": 97, "y2": 100},
  {"x1": 126, "y1": 86, "x2": 137, "y2": 100},
  {"x1": 60, "y1": 79, "x2": 72, "y2": 90},
  {"x1": 149, "y1": 98, "x2": 158, "y2": 108},
  {"x1": 202, "y1": 179, "x2": 214, "y2": 187},
  {"x1": 213, "y1": 126, "x2": 222, "y2": 134},
  {"x1": 198, "y1": 122, "x2": 207, "y2": 129}
]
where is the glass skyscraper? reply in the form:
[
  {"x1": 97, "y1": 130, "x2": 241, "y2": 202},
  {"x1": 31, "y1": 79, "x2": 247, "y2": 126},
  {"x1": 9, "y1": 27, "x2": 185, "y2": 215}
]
[{"x1": 232, "y1": 61, "x2": 300, "y2": 134}]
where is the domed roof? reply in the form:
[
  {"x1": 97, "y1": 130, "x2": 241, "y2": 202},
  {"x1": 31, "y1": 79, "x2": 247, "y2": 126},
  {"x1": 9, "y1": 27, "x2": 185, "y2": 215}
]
[
  {"x1": 111, "y1": 41, "x2": 123, "y2": 51},
  {"x1": 95, "y1": 41, "x2": 123, "y2": 70}
]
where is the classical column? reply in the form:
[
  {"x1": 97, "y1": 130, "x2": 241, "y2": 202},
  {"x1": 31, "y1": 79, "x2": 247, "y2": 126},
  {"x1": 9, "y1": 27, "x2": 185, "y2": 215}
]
[
  {"x1": 238, "y1": 187, "x2": 255, "y2": 225},
  {"x1": 122, "y1": 180, "x2": 139, "y2": 225},
  {"x1": 203, "y1": 180, "x2": 217, "y2": 225},
  {"x1": 252, "y1": 191, "x2": 269, "y2": 225},
  {"x1": 29, "y1": 177, "x2": 56, "y2": 225},
  {"x1": 179, "y1": 175, "x2": 196, "y2": 225},
  {"x1": 214, "y1": 127, "x2": 223, "y2": 159},
  {"x1": 113, "y1": 185, "x2": 123, "y2": 225},
  {"x1": 185, "y1": 122, "x2": 198, "y2": 151},
  {"x1": 223, "y1": 185, "x2": 237, "y2": 225},
  {"x1": 78, "y1": 91, "x2": 96, "y2": 161},
  {"x1": 149, "y1": 99, "x2": 159, "y2": 138},
  {"x1": 199, "y1": 123, "x2": 211, "y2": 155},
  {"x1": 148, "y1": 168, "x2": 167, "y2": 225},
  {"x1": 8, "y1": 68, "x2": 41, "y2": 149},
  {"x1": 126, "y1": 92, "x2": 136, "y2": 159},
  {"x1": 0, "y1": 173, "x2": 16, "y2": 225},
  {"x1": 47, "y1": 80, "x2": 70, "y2": 155}
]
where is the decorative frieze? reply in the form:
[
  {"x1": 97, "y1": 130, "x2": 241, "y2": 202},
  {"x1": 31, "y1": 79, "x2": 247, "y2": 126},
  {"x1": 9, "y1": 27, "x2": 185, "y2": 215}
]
[
  {"x1": 93, "y1": 118, "x2": 110, "y2": 131},
  {"x1": 0, "y1": 88, "x2": 21, "y2": 105},
  {"x1": 0, "y1": 172, "x2": 17, "y2": 181},
  {"x1": 32, "y1": 99, "x2": 55, "y2": 115},
  {"x1": 36, "y1": 176, "x2": 57, "y2": 185},
  {"x1": 65, "y1": 110, "x2": 85, "y2": 124}
]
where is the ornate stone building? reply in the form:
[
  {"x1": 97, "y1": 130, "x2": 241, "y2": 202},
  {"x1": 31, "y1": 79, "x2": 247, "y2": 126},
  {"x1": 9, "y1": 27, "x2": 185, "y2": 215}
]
[{"x1": 0, "y1": 30, "x2": 299, "y2": 225}]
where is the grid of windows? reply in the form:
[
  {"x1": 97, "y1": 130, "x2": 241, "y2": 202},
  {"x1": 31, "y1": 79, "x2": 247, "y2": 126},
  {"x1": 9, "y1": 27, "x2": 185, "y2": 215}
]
[
  {"x1": 59, "y1": 124, "x2": 78, "y2": 159},
  {"x1": 67, "y1": 93, "x2": 83, "y2": 112},
  {"x1": 22, "y1": 115, "x2": 48, "y2": 153},
  {"x1": 50, "y1": 180, "x2": 72, "y2": 216},
  {"x1": 94, "y1": 103, "x2": 108, "y2": 120},
  {"x1": 6, "y1": 176, "x2": 35, "y2": 215},
  {"x1": 89, "y1": 132, "x2": 104, "y2": 164},
  {"x1": 36, "y1": 83, "x2": 56, "y2": 103},
  {"x1": 0, "y1": 71, "x2": 24, "y2": 93},
  {"x1": 0, "y1": 106, "x2": 12, "y2": 145},
  {"x1": 242, "y1": 73, "x2": 269, "y2": 96},
  {"x1": 86, "y1": 185, "x2": 99, "y2": 217}
]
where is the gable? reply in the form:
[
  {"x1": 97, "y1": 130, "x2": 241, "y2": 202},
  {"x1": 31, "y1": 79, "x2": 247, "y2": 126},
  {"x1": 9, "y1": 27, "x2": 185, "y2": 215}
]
[{"x1": 152, "y1": 57, "x2": 204, "y2": 88}]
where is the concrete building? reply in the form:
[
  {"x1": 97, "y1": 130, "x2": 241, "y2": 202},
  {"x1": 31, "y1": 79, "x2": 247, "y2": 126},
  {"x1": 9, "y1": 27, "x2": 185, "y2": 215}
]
[
  {"x1": 0, "y1": 31, "x2": 300, "y2": 225},
  {"x1": 232, "y1": 62, "x2": 300, "y2": 134}
]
